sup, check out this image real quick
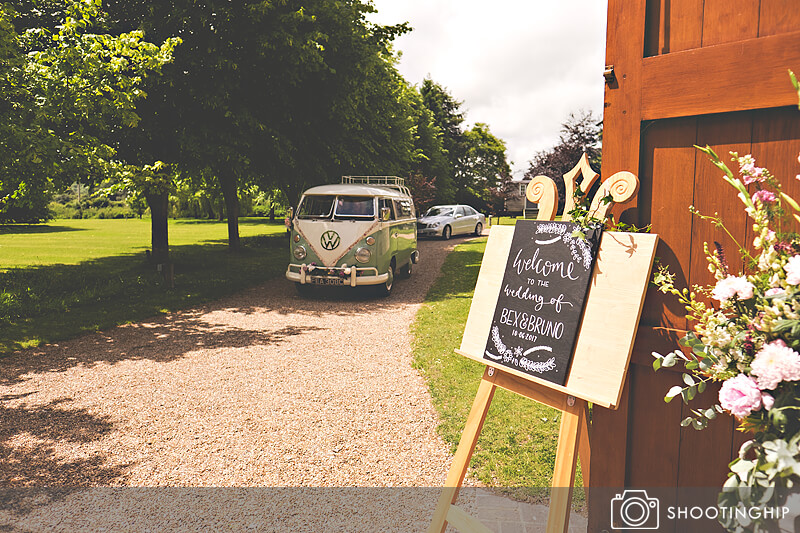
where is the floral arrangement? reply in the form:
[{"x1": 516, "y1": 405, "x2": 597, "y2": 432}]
[{"x1": 652, "y1": 144, "x2": 800, "y2": 532}]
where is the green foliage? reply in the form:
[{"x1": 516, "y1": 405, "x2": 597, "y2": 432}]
[
  {"x1": 106, "y1": 0, "x2": 415, "y2": 247},
  {"x1": 0, "y1": 1, "x2": 179, "y2": 223},
  {"x1": 419, "y1": 78, "x2": 511, "y2": 209}
]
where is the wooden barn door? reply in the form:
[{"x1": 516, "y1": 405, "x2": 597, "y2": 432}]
[{"x1": 589, "y1": 1, "x2": 800, "y2": 531}]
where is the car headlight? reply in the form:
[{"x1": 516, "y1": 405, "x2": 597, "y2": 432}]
[
  {"x1": 293, "y1": 245, "x2": 307, "y2": 260},
  {"x1": 354, "y1": 247, "x2": 371, "y2": 263}
]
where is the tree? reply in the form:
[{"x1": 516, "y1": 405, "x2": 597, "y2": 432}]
[
  {"x1": 457, "y1": 122, "x2": 511, "y2": 210},
  {"x1": 0, "y1": 1, "x2": 178, "y2": 223},
  {"x1": 405, "y1": 172, "x2": 437, "y2": 214},
  {"x1": 419, "y1": 79, "x2": 510, "y2": 209},
  {"x1": 419, "y1": 77, "x2": 463, "y2": 203},
  {"x1": 106, "y1": 0, "x2": 413, "y2": 250},
  {"x1": 524, "y1": 110, "x2": 602, "y2": 214}
]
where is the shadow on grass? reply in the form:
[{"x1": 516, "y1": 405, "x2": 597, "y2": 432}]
[
  {"x1": 0, "y1": 224, "x2": 87, "y2": 235},
  {"x1": 0, "y1": 397, "x2": 129, "y2": 487},
  {"x1": 0, "y1": 234, "x2": 288, "y2": 355}
]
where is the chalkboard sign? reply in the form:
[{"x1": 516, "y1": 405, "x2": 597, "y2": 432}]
[{"x1": 482, "y1": 220, "x2": 602, "y2": 385}]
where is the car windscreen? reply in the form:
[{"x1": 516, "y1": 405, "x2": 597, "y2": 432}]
[
  {"x1": 334, "y1": 196, "x2": 375, "y2": 219},
  {"x1": 425, "y1": 207, "x2": 453, "y2": 217},
  {"x1": 297, "y1": 195, "x2": 334, "y2": 219}
]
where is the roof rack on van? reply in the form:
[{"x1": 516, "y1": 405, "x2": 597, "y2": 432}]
[{"x1": 341, "y1": 176, "x2": 410, "y2": 196}]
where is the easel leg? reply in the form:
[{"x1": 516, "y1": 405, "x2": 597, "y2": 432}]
[
  {"x1": 427, "y1": 367, "x2": 497, "y2": 533},
  {"x1": 546, "y1": 397, "x2": 585, "y2": 533},
  {"x1": 578, "y1": 402, "x2": 591, "y2": 487}
]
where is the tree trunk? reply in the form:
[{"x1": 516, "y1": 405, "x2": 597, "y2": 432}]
[
  {"x1": 220, "y1": 173, "x2": 240, "y2": 250},
  {"x1": 284, "y1": 181, "x2": 305, "y2": 214},
  {"x1": 146, "y1": 191, "x2": 169, "y2": 264}
]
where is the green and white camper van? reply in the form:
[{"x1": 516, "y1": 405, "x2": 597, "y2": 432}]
[{"x1": 285, "y1": 176, "x2": 419, "y2": 296}]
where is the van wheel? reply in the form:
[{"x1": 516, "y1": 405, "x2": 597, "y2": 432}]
[
  {"x1": 378, "y1": 260, "x2": 395, "y2": 297},
  {"x1": 295, "y1": 282, "x2": 311, "y2": 296},
  {"x1": 442, "y1": 225, "x2": 452, "y2": 240},
  {"x1": 474, "y1": 222, "x2": 483, "y2": 236},
  {"x1": 399, "y1": 260, "x2": 412, "y2": 278}
]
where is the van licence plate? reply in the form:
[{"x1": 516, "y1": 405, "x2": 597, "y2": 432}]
[{"x1": 309, "y1": 276, "x2": 346, "y2": 286}]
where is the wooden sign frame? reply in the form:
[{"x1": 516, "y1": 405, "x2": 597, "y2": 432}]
[{"x1": 427, "y1": 226, "x2": 658, "y2": 533}]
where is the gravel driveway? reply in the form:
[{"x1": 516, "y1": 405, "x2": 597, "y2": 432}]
[{"x1": 0, "y1": 237, "x2": 476, "y2": 489}]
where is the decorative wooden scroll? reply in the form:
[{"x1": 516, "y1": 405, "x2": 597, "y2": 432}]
[
  {"x1": 428, "y1": 160, "x2": 656, "y2": 533},
  {"x1": 527, "y1": 153, "x2": 639, "y2": 222}
]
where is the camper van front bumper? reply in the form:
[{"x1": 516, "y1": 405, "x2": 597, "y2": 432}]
[{"x1": 286, "y1": 264, "x2": 389, "y2": 287}]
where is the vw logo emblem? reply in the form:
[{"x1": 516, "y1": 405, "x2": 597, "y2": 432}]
[{"x1": 320, "y1": 230, "x2": 340, "y2": 250}]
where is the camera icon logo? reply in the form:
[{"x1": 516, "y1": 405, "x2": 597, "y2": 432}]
[{"x1": 610, "y1": 490, "x2": 660, "y2": 530}]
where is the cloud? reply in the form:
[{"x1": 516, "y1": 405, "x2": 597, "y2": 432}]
[{"x1": 368, "y1": 0, "x2": 609, "y2": 176}]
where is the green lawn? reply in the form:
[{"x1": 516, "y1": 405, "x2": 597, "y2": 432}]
[
  {"x1": 0, "y1": 217, "x2": 282, "y2": 269},
  {"x1": 412, "y1": 237, "x2": 583, "y2": 500},
  {"x1": 0, "y1": 218, "x2": 288, "y2": 353}
]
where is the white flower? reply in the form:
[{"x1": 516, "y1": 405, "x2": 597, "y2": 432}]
[
  {"x1": 711, "y1": 276, "x2": 755, "y2": 302},
  {"x1": 785, "y1": 255, "x2": 800, "y2": 285},
  {"x1": 751, "y1": 340, "x2": 800, "y2": 390}
]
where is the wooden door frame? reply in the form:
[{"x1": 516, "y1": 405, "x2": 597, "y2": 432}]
[{"x1": 592, "y1": 0, "x2": 800, "y2": 529}]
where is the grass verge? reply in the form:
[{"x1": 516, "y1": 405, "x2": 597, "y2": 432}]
[
  {"x1": 0, "y1": 219, "x2": 288, "y2": 353},
  {"x1": 411, "y1": 237, "x2": 583, "y2": 501}
]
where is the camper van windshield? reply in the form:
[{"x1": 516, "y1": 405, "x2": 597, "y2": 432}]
[
  {"x1": 297, "y1": 196, "x2": 334, "y2": 219},
  {"x1": 335, "y1": 196, "x2": 375, "y2": 219}
]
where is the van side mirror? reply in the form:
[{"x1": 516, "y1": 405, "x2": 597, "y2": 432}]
[{"x1": 380, "y1": 207, "x2": 391, "y2": 221}]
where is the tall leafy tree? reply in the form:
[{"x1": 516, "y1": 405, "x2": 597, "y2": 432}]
[
  {"x1": 524, "y1": 110, "x2": 602, "y2": 214},
  {"x1": 419, "y1": 78, "x2": 510, "y2": 209},
  {"x1": 457, "y1": 122, "x2": 511, "y2": 210},
  {"x1": 0, "y1": 0, "x2": 178, "y2": 223},
  {"x1": 106, "y1": 0, "x2": 413, "y2": 252}
]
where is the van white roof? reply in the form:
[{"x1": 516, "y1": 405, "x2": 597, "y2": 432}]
[{"x1": 301, "y1": 183, "x2": 411, "y2": 198}]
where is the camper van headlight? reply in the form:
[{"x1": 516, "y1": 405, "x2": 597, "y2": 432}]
[
  {"x1": 354, "y1": 247, "x2": 371, "y2": 263},
  {"x1": 293, "y1": 245, "x2": 307, "y2": 260}
]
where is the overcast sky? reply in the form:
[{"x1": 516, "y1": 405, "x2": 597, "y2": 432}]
[{"x1": 367, "y1": 0, "x2": 609, "y2": 179}]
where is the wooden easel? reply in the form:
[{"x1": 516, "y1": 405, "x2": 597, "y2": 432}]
[
  {"x1": 428, "y1": 160, "x2": 657, "y2": 533},
  {"x1": 428, "y1": 365, "x2": 590, "y2": 533}
]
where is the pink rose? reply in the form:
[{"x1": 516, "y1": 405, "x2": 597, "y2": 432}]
[{"x1": 719, "y1": 375, "x2": 764, "y2": 418}]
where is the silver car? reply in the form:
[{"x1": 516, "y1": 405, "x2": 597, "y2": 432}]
[{"x1": 417, "y1": 204, "x2": 486, "y2": 239}]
